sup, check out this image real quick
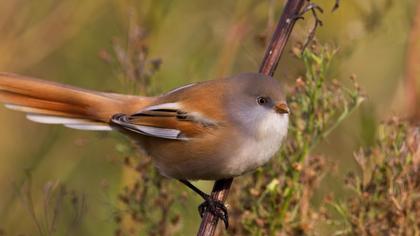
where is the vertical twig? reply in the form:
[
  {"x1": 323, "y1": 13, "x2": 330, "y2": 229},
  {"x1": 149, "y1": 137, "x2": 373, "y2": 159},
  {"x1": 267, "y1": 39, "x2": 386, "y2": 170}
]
[
  {"x1": 259, "y1": 0, "x2": 306, "y2": 76},
  {"x1": 197, "y1": 1, "x2": 306, "y2": 235},
  {"x1": 196, "y1": 179, "x2": 233, "y2": 236},
  {"x1": 405, "y1": 0, "x2": 420, "y2": 121}
]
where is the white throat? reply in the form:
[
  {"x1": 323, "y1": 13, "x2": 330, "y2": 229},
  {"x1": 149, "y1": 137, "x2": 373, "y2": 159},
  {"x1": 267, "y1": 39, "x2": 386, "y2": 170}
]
[{"x1": 227, "y1": 110, "x2": 289, "y2": 176}]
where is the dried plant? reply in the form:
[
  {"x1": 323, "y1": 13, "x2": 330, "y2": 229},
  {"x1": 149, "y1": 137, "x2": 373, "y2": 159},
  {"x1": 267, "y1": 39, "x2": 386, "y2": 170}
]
[
  {"x1": 16, "y1": 174, "x2": 86, "y2": 236},
  {"x1": 101, "y1": 18, "x2": 185, "y2": 236},
  {"x1": 330, "y1": 118, "x2": 420, "y2": 236},
  {"x1": 99, "y1": 10, "x2": 161, "y2": 95},
  {"x1": 113, "y1": 150, "x2": 185, "y2": 236}
]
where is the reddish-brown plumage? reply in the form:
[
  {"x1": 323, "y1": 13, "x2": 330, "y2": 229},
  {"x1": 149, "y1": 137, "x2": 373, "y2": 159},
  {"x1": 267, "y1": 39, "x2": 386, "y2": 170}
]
[
  {"x1": 0, "y1": 72, "x2": 288, "y2": 180},
  {"x1": 0, "y1": 73, "x2": 152, "y2": 121}
]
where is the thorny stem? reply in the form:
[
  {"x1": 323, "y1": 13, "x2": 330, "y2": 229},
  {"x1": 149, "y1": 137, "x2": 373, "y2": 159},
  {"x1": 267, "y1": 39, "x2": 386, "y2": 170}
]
[{"x1": 197, "y1": 1, "x2": 307, "y2": 235}]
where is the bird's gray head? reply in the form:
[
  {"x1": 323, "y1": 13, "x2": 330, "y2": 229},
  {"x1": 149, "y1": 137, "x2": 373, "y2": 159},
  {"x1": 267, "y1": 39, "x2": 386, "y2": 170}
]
[{"x1": 225, "y1": 72, "x2": 289, "y2": 137}]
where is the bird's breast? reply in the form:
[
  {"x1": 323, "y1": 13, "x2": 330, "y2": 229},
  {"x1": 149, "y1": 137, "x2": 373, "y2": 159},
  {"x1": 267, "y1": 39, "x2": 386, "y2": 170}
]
[
  {"x1": 224, "y1": 112, "x2": 289, "y2": 176},
  {"x1": 136, "y1": 112, "x2": 288, "y2": 180}
]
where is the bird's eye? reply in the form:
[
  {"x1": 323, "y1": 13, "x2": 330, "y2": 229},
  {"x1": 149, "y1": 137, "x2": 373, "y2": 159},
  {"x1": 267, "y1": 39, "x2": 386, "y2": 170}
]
[{"x1": 256, "y1": 96, "x2": 268, "y2": 105}]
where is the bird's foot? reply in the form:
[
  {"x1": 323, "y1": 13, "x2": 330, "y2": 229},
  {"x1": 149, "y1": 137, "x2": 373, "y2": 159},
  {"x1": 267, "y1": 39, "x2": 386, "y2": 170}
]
[
  {"x1": 177, "y1": 179, "x2": 229, "y2": 228},
  {"x1": 198, "y1": 196, "x2": 229, "y2": 229}
]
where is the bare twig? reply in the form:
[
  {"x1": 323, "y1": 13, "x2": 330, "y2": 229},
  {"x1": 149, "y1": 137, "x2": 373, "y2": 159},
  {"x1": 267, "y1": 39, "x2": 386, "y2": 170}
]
[
  {"x1": 405, "y1": 0, "x2": 420, "y2": 121},
  {"x1": 259, "y1": 0, "x2": 306, "y2": 76},
  {"x1": 197, "y1": 1, "x2": 307, "y2": 235},
  {"x1": 332, "y1": 0, "x2": 340, "y2": 12},
  {"x1": 300, "y1": 2, "x2": 324, "y2": 52}
]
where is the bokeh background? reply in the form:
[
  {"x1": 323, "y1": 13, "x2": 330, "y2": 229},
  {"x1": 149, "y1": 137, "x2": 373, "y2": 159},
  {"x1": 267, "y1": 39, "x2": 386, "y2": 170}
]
[{"x1": 0, "y1": 0, "x2": 418, "y2": 235}]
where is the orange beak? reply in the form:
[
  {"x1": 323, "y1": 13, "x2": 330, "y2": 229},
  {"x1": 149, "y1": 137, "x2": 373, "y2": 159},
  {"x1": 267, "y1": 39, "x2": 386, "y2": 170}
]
[{"x1": 274, "y1": 102, "x2": 289, "y2": 114}]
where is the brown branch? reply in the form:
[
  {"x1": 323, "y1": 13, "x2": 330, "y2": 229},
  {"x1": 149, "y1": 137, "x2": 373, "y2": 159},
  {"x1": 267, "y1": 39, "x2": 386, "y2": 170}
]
[
  {"x1": 196, "y1": 179, "x2": 233, "y2": 236},
  {"x1": 259, "y1": 0, "x2": 306, "y2": 76},
  {"x1": 197, "y1": 1, "x2": 306, "y2": 235},
  {"x1": 405, "y1": 0, "x2": 420, "y2": 121}
]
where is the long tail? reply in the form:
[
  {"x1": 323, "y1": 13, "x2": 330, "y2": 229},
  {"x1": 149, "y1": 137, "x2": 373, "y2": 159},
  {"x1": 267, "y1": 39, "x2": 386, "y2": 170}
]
[{"x1": 0, "y1": 73, "x2": 153, "y2": 131}]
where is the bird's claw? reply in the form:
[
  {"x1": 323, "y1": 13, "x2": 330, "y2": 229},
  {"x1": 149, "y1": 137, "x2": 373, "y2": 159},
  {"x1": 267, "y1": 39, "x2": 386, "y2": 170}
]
[{"x1": 198, "y1": 198, "x2": 229, "y2": 229}]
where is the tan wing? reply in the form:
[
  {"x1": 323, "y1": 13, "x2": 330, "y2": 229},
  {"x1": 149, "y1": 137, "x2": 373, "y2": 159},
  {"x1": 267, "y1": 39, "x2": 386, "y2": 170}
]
[{"x1": 110, "y1": 102, "x2": 219, "y2": 140}]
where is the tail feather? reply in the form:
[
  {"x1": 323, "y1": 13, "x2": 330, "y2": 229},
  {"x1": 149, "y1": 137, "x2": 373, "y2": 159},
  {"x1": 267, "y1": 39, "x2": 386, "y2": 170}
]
[
  {"x1": 0, "y1": 73, "x2": 152, "y2": 130},
  {"x1": 0, "y1": 90, "x2": 89, "y2": 117},
  {"x1": 26, "y1": 114, "x2": 113, "y2": 131},
  {"x1": 4, "y1": 104, "x2": 78, "y2": 117}
]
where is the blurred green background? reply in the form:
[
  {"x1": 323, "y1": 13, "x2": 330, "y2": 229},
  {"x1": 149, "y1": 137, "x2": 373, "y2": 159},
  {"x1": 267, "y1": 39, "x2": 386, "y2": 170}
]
[{"x1": 0, "y1": 0, "x2": 418, "y2": 235}]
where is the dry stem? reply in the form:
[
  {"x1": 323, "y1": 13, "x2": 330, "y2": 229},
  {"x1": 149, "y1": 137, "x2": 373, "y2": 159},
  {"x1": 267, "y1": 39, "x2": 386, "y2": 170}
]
[{"x1": 197, "y1": 1, "x2": 306, "y2": 235}]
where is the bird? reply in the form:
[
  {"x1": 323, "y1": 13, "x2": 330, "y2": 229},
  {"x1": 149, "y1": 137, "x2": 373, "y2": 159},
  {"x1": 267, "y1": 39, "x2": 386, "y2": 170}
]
[{"x1": 0, "y1": 72, "x2": 289, "y2": 227}]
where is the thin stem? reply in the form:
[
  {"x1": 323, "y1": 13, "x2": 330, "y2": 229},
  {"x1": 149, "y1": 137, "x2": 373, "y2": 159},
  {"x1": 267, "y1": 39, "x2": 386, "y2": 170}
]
[
  {"x1": 197, "y1": 1, "x2": 306, "y2": 235},
  {"x1": 259, "y1": 0, "x2": 306, "y2": 76},
  {"x1": 197, "y1": 179, "x2": 233, "y2": 236},
  {"x1": 405, "y1": 0, "x2": 420, "y2": 120}
]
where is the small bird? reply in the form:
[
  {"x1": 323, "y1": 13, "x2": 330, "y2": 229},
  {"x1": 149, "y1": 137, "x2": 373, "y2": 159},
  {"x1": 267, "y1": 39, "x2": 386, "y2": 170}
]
[{"x1": 0, "y1": 72, "x2": 289, "y2": 227}]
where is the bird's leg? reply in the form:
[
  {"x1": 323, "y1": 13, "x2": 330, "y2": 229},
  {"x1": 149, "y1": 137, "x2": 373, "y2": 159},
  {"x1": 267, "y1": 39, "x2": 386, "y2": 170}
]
[{"x1": 178, "y1": 179, "x2": 229, "y2": 228}]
